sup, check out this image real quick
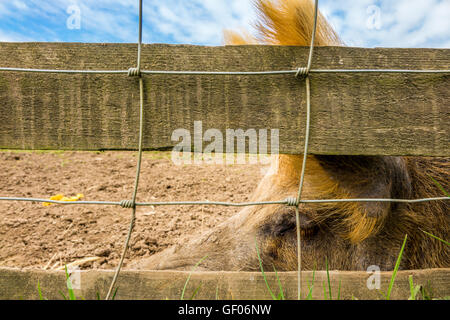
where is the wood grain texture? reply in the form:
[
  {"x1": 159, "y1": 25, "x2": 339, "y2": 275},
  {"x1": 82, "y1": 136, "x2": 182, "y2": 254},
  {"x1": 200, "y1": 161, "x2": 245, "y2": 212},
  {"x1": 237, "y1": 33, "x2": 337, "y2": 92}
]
[
  {"x1": 0, "y1": 43, "x2": 448, "y2": 155},
  {"x1": 0, "y1": 267, "x2": 449, "y2": 300}
]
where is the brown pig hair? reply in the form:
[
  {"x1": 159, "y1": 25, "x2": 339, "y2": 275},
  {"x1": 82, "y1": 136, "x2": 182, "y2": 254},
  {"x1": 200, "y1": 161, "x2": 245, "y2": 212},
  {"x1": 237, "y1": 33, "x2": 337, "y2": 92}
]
[{"x1": 223, "y1": 0, "x2": 448, "y2": 247}]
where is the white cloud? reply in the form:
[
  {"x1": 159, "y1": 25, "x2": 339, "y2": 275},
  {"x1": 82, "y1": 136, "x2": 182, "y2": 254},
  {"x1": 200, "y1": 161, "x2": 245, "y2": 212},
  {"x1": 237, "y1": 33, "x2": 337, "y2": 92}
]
[
  {"x1": 12, "y1": 0, "x2": 28, "y2": 10},
  {"x1": 0, "y1": 29, "x2": 32, "y2": 42},
  {"x1": 77, "y1": 2, "x2": 137, "y2": 42},
  {"x1": 0, "y1": 0, "x2": 448, "y2": 47},
  {"x1": 143, "y1": 0, "x2": 256, "y2": 44},
  {"x1": 321, "y1": 0, "x2": 449, "y2": 48},
  {"x1": 0, "y1": 2, "x2": 12, "y2": 18}
]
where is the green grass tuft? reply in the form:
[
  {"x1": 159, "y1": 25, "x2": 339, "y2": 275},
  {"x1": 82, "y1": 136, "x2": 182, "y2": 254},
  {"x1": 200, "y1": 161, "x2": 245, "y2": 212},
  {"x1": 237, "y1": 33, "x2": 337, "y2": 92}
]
[
  {"x1": 408, "y1": 275, "x2": 421, "y2": 300},
  {"x1": 383, "y1": 234, "x2": 408, "y2": 300},
  {"x1": 326, "y1": 257, "x2": 332, "y2": 300},
  {"x1": 255, "y1": 238, "x2": 285, "y2": 300},
  {"x1": 420, "y1": 229, "x2": 450, "y2": 246},
  {"x1": 305, "y1": 267, "x2": 316, "y2": 300},
  {"x1": 428, "y1": 175, "x2": 449, "y2": 197},
  {"x1": 62, "y1": 265, "x2": 77, "y2": 300},
  {"x1": 180, "y1": 255, "x2": 208, "y2": 300},
  {"x1": 37, "y1": 280, "x2": 46, "y2": 300}
]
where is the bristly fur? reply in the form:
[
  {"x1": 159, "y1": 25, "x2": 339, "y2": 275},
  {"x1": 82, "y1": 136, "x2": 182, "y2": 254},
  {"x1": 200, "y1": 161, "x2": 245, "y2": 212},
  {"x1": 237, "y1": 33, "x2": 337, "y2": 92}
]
[
  {"x1": 132, "y1": 0, "x2": 449, "y2": 272},
  {"x1": 224, "y1": 0, "x2": 342, "y2": 46},
  {"x1": 223, "y1": 0, "x2": 448, "y2": 270}
]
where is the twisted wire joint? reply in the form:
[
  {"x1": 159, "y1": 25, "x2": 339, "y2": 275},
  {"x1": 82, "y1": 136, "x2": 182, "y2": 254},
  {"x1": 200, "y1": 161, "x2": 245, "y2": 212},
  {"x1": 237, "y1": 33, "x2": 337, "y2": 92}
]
[
  {"x1": 285, "y1": 197, "x2": 299, "y2": 206},
  {"x1": 128, "y1": 67, "x2": 141, "y2": 77},
  {"x1": 120, "y1": 199, "x2": 136, "y2": 208},
  {"x1": 295, "y1": 67, "x2": 308, "y2": 78}
]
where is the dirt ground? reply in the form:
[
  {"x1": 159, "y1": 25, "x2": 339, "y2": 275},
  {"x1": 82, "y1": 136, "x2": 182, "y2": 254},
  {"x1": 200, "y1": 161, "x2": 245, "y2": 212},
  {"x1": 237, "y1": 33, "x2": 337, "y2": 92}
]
[{"x1": 0, "y1": 151, "x2": 264, "y2": 270}]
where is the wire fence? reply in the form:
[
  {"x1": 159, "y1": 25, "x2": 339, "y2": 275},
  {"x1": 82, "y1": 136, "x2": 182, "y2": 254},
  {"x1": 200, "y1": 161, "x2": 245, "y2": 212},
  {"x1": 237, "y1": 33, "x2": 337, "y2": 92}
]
[{"x1": 0, "y1": 0, "x2": 449, "y2": 300}]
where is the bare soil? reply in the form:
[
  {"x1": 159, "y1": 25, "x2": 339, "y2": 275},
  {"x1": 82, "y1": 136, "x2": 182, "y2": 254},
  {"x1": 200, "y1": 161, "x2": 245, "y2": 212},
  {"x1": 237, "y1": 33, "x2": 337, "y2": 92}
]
[{"x1": 0, "y1": 151, "x2": 263, "y2": 270}]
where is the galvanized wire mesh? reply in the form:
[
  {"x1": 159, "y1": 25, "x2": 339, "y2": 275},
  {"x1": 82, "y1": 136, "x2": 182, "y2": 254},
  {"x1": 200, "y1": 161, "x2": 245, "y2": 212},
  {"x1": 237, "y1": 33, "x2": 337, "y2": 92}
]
[{"x1": 0, "y1": 0, "x2": 449, "y2": 300}]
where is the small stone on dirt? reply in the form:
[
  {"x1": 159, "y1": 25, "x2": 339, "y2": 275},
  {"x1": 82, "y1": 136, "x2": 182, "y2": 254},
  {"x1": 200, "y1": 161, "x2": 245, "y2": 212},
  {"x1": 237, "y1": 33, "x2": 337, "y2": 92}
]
[{"x1": 94, "y1": 248, "x2": 111, "y2": 257}]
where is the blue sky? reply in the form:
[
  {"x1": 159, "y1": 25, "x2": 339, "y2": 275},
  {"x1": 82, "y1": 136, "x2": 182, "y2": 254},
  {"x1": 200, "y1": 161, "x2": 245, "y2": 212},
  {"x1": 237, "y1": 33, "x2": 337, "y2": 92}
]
[{"x1": 0, "y1": 0, "x2": 449, "y2": 48}]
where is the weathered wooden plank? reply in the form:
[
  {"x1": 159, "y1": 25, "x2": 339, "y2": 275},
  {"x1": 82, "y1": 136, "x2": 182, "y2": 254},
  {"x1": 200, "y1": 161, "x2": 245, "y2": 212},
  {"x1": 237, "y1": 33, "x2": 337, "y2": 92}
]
[
  {"x1": 0, "y1": 267, "x2": 449, "y2": 300},
  {"x1": 0, "y1": 43, "x2": 448, "y2": 156}
]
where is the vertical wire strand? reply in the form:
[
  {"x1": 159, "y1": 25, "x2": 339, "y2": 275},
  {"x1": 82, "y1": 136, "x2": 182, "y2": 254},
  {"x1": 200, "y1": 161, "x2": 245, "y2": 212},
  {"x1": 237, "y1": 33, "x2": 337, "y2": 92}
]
[
  {"x1": 105, "y1": 77, "x2": 144, "y2": 300},
  {"x1": 105, "y1": 0, "x2": 144, "y2": 300},
  {"x1": 295, "y1": 76, "x2": 311, "y2": 300},
  {"x1": 295, "y1": 0, "x2": 318, "y2": 300},
  {"x1": 295, "y1": 206, "x2": 302, "y2": 299},
  {"x1": 295, "y1": 77, "x2": 312, "y2": 205},
  {"x1": 137, "y1": 0, "x2": 143, "y2": 71},
  {"x1": 306, "y1": 0, "x2": 318, "y2": 73}
]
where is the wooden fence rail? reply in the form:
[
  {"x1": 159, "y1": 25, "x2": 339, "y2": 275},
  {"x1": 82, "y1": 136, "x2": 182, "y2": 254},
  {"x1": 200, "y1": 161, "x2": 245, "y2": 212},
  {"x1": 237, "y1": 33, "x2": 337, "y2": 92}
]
[
  {"x1": 1, "y1": 267, "x2": 449, "y2": 300},
  {"x1": 0, "y1": 43, "x2": 448, "y2": 156}
]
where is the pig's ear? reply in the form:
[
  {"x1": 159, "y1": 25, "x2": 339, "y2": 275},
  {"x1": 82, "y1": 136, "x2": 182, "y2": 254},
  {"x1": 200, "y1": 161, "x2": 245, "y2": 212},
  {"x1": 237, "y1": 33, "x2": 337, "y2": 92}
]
[
  {"x1": 314, "y1": 155, "x2": 412, "y2": 241},
  {"x1": 315, "y1": 155, "x2": 412, "y2": 211}
]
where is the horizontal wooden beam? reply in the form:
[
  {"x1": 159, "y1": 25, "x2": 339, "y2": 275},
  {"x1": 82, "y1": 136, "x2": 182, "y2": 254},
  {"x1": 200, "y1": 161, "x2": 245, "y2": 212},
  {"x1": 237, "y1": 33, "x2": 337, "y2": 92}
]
[
  {"x1": 1, "y1": 267, "x2": 449, "y2": 300},
  {"x1": 0, "y1": 43, "x2": 448, "y2": 156}
]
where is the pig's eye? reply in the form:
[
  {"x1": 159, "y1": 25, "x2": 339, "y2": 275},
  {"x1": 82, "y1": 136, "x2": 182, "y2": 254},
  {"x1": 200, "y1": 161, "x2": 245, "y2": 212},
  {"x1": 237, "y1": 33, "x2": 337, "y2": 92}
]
[{"x1": 259, "y1": 206, "x2": 319, "y2": 240}]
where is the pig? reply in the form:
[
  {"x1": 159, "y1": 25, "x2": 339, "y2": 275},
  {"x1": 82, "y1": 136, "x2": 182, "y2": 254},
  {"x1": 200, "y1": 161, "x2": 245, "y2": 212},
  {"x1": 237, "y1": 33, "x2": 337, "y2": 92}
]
[{"x1": 131, "y1": 0, "x2": 449, "y2": 271}]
